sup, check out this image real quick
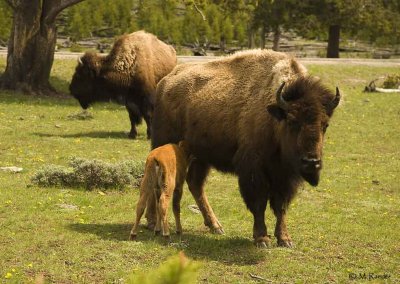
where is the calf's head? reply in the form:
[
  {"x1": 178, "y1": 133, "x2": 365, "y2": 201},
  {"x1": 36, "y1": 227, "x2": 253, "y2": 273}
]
[{"x1": 267, "y1": 77, "x2": 340, "y2": 186}]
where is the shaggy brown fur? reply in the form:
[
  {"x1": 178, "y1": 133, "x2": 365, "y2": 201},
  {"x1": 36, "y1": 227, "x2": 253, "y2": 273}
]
[
  {"x1": 69, "y1": 31, "x2": 177, "y2": 139},
  {"x1": 149, "y1": 49, "x2": 340, "y2": 247},
  {"x1": 130, "y1": 142, "x2": 191, "y2": 240}
]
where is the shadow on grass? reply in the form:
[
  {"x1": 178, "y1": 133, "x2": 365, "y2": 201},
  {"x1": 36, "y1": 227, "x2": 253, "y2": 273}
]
[
  {"x1": 34, "y1": 131, "x2": 132, "y2": 139},
  {"x1": 68, "y1": 222, "x2": 266, "y2": 265},
  {"x1": 68, "y1": 222, "x2": 133, "y2": 241}
]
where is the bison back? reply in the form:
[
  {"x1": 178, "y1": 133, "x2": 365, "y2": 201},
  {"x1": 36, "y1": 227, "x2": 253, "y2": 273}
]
[{"x1": 152, "y1": 50, "x2": 307, "y2": 172}]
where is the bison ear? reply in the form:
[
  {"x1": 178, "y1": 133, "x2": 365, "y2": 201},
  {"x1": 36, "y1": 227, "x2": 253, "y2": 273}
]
[{"x1": 267, "y1": 104, "x2": 287, "y2": 121}]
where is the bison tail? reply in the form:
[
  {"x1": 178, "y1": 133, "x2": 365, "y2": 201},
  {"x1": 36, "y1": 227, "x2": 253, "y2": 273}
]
[{"x1": 154, "y1": 160, "x2": 166, "y2": 192}]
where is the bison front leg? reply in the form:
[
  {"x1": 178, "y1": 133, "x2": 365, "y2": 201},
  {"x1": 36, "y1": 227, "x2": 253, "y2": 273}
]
[
  {"x1": 142, "y1": 110, "x2": 152, "y2": 139},
  {"x1": 186, "y1": 161, "x2": 224, "y2": 234},
  {"x1": 125, "y1": 102, "x2": 141, "y2": 139},
  {"x1": 140, "y1": 97, "x2": 153, "y2": 139},
  {"x1": 270, "y1": 195, "x2": 293, "y2": 248},
  {"x1": 238, "y1": 172, "x2": 271, "y2": 248}
]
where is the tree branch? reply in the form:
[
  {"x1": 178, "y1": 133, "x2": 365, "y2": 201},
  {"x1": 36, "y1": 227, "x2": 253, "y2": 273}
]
[
  {"x1": 193, "y1": 1, "x2": 206, "y2": 21},
  {"x1": 45, "y1": 0, "x2": 85, "y2": 24}
]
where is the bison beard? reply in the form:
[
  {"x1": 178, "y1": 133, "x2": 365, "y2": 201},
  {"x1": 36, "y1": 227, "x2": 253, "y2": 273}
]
[
  {"x1": 149, "y1": 49, "x2": 340, "y2": 247},
  {"x1": 69, "y1": 31, "x2": 177, "y2": 139}
]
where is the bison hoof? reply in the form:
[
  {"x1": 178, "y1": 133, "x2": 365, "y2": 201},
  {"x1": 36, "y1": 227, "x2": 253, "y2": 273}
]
[
  {"x1": 154, "y1": 230, "x2": 161, "y2": 236},
  {"x1": 129, "y1": 234, "x2": 137, "y2": 241},
  {"x1": 255, "y1": 241, "x2": 270, "y2": 248},
  {"x1": 128, "y1": 133, "x2": 137, "y2": 139},
  {"x1": 277, "y1": 239, "x2": 294, "y2": 248},
  {"x1": 254, "y1": 236, "x2": 272, "y2": 248},
  {"x1": 211, "y1": 227, "x2": 225, "y2": 235}
]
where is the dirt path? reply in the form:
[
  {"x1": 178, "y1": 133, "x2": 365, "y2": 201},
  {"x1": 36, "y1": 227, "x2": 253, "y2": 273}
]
[{"x1": 1, "y1": 49, "x2": 399, "y2": 66}]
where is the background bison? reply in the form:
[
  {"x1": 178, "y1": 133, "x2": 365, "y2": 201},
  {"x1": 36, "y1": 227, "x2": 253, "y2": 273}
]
[
  {"x1": 69, "y1": 31, "x2": 177, "y2": 139},
  {"x1": 149, "y1": 49, "x2": 340, "y2": 247}
]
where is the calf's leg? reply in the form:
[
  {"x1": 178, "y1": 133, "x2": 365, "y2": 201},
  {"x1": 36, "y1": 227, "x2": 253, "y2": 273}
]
[
  {"x1": 186, "y1": 161, "x2": 224, "y2": 234},
  {"x1": 154, "y1": 197, "x2": 161, "y2": 235},
  {"x1": 129, "y1": 186, "x2": 150, "y2": 240},
  {"x1": 145, "y1": 196, "x2": 157, "y2": 231},
  {"x1": 172, "y1": 185, "x2": 183, "y2": 235},
  {"x1": 158, "y1": 191, "x2": 172, "y2": 239}
]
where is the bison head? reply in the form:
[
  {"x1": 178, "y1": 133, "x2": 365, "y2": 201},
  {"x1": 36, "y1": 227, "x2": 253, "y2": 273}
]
[
  {"x1": 69, "y1": 53, "x2": 103, "y2": 109},
  {"x1": 267, "y1": 77, "x2": 340, "y2": 186}
]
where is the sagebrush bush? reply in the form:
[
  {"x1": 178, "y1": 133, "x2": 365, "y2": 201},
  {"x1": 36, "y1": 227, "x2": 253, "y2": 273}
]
[
  {"x1": 31, "y1": 165, "x2": 75, "y2": 187},
  {"x1": 31, "y1": 157, "x2": 145, "y2": 190}
]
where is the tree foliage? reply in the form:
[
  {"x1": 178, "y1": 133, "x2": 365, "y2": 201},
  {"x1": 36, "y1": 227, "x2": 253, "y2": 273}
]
[
  {"x1": 0, "y1": 0, "x2": 399, "y2": 52},
  {"x1": 0, "y1": 1, "x2": 12, "y2": 42}
]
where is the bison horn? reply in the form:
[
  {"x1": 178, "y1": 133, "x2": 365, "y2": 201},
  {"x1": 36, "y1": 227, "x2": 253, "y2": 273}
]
[
  {"x1": 330, "y1": 87, "x2": 341, "y2": 109},
  {"x1": 276, "y1": 82, "x2": 288, "y2": 109},
  {"x1": 78, "y1": 56, "x2": 83, "y2": 65}
]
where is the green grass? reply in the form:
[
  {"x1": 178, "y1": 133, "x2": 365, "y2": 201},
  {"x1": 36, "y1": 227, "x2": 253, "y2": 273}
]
[{"x1": 0, "y1": 58, "x2": 399, "y2": 283}]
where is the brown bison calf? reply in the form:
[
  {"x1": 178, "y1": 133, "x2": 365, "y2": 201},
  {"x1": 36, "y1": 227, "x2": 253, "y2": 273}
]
[{"x1": 130, "y1": 142, "x2": 191, "y2": 240}]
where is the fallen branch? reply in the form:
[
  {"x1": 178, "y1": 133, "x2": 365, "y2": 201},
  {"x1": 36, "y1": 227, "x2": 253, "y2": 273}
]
[
  {"x1": 249, "y1": 273, "x2": 273, "y2": 283},
  {"x1": 375, "y1": 87, "x2": 400, "y2": 93}
]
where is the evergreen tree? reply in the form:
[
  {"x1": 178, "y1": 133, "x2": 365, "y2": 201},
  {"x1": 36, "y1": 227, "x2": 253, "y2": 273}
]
[{"x1": 0, "y1": 1, "x2": 12, "y2": 42}]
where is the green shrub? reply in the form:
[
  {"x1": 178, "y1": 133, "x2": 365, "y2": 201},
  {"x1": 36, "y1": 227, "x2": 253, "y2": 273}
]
[
  {"x1": 31, "y1": 157, "x2": 145, "y2": 190},
  {"x1": 31, "y1": 165, "x2": 75, "y2": 187},
  {"x1": 382, "y1": 74, "x2": 400, "y2": 89},
  {"x1": 127, "y1": 252, "x2": 200, "y2": 284},
  {"x1": 69, "y1": 157, "x2": 134, "y2": 190}
]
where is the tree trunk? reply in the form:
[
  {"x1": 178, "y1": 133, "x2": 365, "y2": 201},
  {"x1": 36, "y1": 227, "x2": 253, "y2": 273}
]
[
  {"x1": 327, "y1": 24, "x2": 340, "y2": 58},
  {"x1": 1, "y1": 0, "x2": 84, "y2": 95},
  {"x1": 260, "y1": 25, "x2": 266, "y2": 49},
  {"x1": 248, "y1": 27, "x2": 256, "y2": 49},
  {"x1": 220, "y1": 35, "x2": 226, "y2": 53},
  {"x1": 272, "y1": 25, "x2": 281, "y2": 51}
]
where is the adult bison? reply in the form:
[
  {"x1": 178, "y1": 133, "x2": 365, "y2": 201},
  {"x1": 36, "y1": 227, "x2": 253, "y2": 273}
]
[
  {"x1": 69, "y1": 31, "x2": 177, "y2": 139},
  {"x1": 149, "y1": 49, "x2": 340, "y2": 247}
]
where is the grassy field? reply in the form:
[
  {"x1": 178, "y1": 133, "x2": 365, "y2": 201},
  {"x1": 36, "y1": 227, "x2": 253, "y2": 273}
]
[{"x1": 0, "y1": 57, "x2": 399, "y2": 283}]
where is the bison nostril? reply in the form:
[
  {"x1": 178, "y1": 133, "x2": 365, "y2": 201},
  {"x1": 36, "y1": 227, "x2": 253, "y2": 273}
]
[{"x1": 301, "y1": 157, "x2": 321, "y2": 169}]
